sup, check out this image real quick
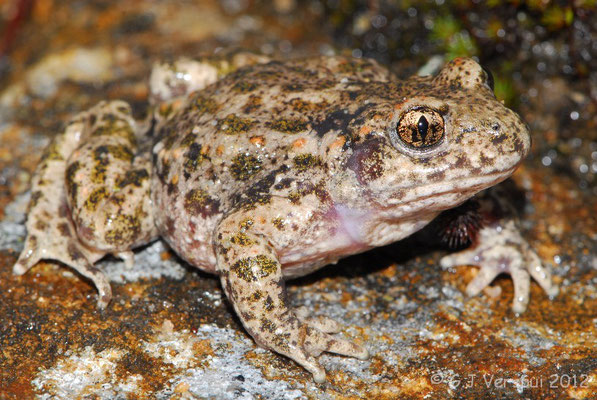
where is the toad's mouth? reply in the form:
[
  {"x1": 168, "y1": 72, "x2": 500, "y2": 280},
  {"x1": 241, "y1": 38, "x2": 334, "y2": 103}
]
[{"x1": 383, "y1": 166, "x2": 519, "y2": 215}]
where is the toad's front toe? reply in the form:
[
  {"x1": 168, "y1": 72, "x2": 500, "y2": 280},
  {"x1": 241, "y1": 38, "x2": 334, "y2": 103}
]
[{"x1": 440, "y1": 219, "x2": 558, "y2": 314}]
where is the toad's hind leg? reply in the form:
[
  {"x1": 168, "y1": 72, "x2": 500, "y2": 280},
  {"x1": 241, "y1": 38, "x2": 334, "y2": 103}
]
[
  {"x1": 14, "y1": 101, "x2": 158, "y2": 308},
  {"x1": 215, "y1": 206, "x2": 368, "y2": 383}
]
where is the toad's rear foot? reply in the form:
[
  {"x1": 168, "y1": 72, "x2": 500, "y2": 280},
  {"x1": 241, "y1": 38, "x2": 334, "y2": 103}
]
[
  {"x1": 14, "y1": 101, "x2": 157, "y2": 308},
  {"x1": 14, "y1": 221, "x2": 112, "y2": 308},
  {"x1": 289, "y1": 315, "x2": 369, "y2": 382},
  {"x1": 13, "y1": 113, "x2": 115, "y2": 307},
  {"x1": 441, "y1": 219, "x2": 558, "y2": 314}
]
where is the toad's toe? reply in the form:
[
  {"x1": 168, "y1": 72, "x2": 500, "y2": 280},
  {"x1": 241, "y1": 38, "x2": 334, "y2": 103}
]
[{"x1": 440, "y1": 219, "x2": 557, "y2": 314}]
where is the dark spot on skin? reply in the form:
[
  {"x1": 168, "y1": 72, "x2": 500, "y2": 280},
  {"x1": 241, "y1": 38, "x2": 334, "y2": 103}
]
[
  {"x1": 264, "y1": 295, "x2": 274, "y2": 311},
  {"x1": 232, "y1": 189, "x2": 273, "y2": 211},
  {"x1": 65, "y1": 161, "x2": 81, "y2": 202},
  {"x1": 287, "y1": 98, "x2": 329, "y2": 113},
  {"x1": 167, "y1": 182, "x2": 179, "y2": 195},
  {"x1": 266, "y1": 118, "x2": 309, "y2": 134},
  {"x1": 314, "y1": 183, "x2": 331, "y2": 203},
  {"x1": 183, "y1": 142, "x2": 208, "y2": 174},
  {"x1": 27, "y1": 191, "x2": 43, "y2": 212},
  {"x1": 283, "y1": 83, "x2": 303, "y2": 91},
  {"x1": 58, "y1": 223, "x2": 71, "y2": 237},
  {"x1": 260, "y1": 318, "x2": 277, "y2": 334},
  {"x1": 104, "y1": 213, "x2": 141, "y2": 246},
  {"x1": 155, "y1": 158, "x2": 171, "y2": 184},
  {"x1": 115, "y1": 169, "x2": 149, "y2": 190},
  {"x1": 230, "y1": 153, "x2": 262, "y2": 181},
  {"x1": 312, "y1": 104, "x2": 374, "y2": 138},
  {"x1": 243, "y1": 95, "x2": 262, "y2": 113},
  {"x1": 239, "y1": 219, "x2": 254, "y2": 231},
  {"x1": 230, "y1": 232, "x2": 255, "y2": 246},
  {"x1": 165, "y1": 216, "x2": 176, "y2": 237},
  {"x1": 67, "y1": 243, "x2": 84, "y2": 261},
  {"x1": 95, "y1": 144, "x2": 134, "y2": 162},
  {"x1": 453, "y1": 155, "x2": 469, "y2": 169},
  {"x1": 158, "y1": 124, "x2": 179, "y2": 150},
  {"x1": 34, "y1": 220, "x2": 48, "y2": 231},
  {"x1": 427, "y1": 169, "x2": 446, "y2": 181},
  {"x1": 231, "y1": 255, "x2": 278, "y2": 282},
  {"x1": 91, "y1": 163, "x2": 107, "y2": 185},
  {"x1": 233, "y1": 81, "x2": 258, "y2": 93},
  {"x1": 479, "y1": 153, "x2": 492, "y2": 166},
  {"x1": 232, "y1": 165, "x2": 288, "y2": 209},
  {"x1": 276, "y1": 285, "x2": 287, "y2": 306},
  {"x1": 512, "y1": 136, "x2": 525, "y2": 154},
  {"x1": 250, "y1": 291, "x2": 263, "y2": 302},
  {"x1": 287, "y1": 191, "x2": 301, "y2": 204},
  {"x1": 218, "y1": 114, "x2": 255, "y2": 134},
  {"x1": 180, "y1": 132, "x2": 197, "y2": 148},
  {"x1": 293, "y1": 154, "x2": 322, "y2": 172},
  {"x1": 274, "y1": 178, "x2": 293, "y2": 190},
  {"x1": 110, "y1": 194, "x2": 125, "y2": 207},
  {"x1": 92, "y1": 144, "x2": 134, "y2": 185},
  {"x1": 183, "y1": 188, "x2": 220, "y2": 218},
  {"x1": 272, "y1": 217, "x2": 285, "y2": 230},
  {"x1": 84, "y1": 187, "x2": 108, "y2": 212},
  {"x1": 491, "y1": 134, "x2": 508, "y2": 146},
  {"x1": 346, "y1": 138, "x2": 386, "y2": 184},
  {"x1": 241, "y1": 311, "x2": 256, "y2": 321},
  {"x1": 58, "y1": 204, "x2": 69, "y2": 218},
  {"x1": 191, "y1": 96, "x2": 218, "y2": 115},
  {"x1": 271, "y1": 333, "x2": 291, "y2": 352},
  {"x1": 287, "y1": 180, "x2": 330, "y2": 204},
  {"x1": 91, "y1": 121, "x2": 136, "y2": 146}
]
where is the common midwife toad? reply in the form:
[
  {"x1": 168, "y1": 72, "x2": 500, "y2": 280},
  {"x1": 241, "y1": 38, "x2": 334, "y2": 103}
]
[{"x1": 14, "y1": 54, "x2": 557, "y2": 382}]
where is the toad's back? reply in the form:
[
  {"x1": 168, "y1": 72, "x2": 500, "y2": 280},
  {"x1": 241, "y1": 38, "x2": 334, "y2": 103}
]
[{"x1": 150, "y1": 57, "x2": 398, "y2": 270}]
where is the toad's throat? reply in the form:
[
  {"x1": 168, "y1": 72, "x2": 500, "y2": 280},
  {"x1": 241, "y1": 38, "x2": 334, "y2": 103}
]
[{"x1": 330, "y1": 167, "x2": 517, "y2": 248}]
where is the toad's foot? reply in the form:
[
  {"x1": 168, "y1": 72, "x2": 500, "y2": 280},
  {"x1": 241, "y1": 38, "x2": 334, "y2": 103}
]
[
  {"x1": 12, "y1": 110, "x2": 114, "y2": 307},
  {"x1": 268, "y1": 310, "x2": 369, "y2": 382},
  {"x1": 440, "y1": 219, "x2": 558, "y2": 314},
  {"x1": 13, "y1": 211, "x2": 112, "y2": 308},
  {"x1": 14, "y1": 101, "x2": 158, "y2": 308},
  {"x1": 294, "y1": 306, "x2": 342, "y2": 334},
  {"x1": 215, "y1": 209, "x2": 368, "y2": 383}
]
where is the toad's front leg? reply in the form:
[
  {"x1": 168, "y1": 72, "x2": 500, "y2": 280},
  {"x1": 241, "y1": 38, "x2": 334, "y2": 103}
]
[
  {"x1": 214, "y1": 209, "x2": 368, "y2": 383},
  {"x1": 440, "y1": 188, "x2": 558, "y2": 314}
]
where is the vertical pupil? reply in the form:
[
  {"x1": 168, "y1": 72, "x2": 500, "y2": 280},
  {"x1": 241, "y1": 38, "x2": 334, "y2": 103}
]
[{"x1": 417, "y1": 115, "x2": 429, "y2": 142}]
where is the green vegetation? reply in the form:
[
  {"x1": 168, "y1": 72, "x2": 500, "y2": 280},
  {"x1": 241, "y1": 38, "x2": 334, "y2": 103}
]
[{"x1": 431, "y1": 15, "x2": 478, "y2": 59}]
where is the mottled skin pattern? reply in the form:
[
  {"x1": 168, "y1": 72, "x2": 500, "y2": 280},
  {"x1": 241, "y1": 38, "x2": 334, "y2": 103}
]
[{"x1": 14, "y1": 55, "x2": 557, "y2": 382}]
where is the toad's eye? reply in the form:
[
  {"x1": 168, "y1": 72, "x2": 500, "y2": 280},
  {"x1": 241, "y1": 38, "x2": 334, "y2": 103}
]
[{"x1": 396, "y1": 107, "x2": 444, "y2": 150}]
